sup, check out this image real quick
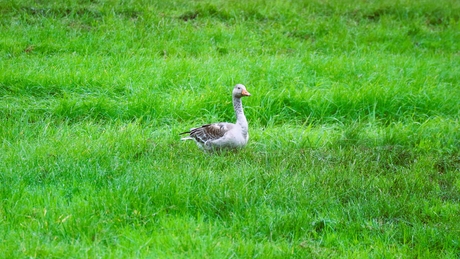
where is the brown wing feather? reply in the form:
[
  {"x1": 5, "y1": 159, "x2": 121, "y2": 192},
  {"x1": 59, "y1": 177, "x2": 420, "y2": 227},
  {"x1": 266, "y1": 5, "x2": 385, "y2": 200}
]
[{"x1": 181, "y1": 123, "x2": 233, "y2": 144}]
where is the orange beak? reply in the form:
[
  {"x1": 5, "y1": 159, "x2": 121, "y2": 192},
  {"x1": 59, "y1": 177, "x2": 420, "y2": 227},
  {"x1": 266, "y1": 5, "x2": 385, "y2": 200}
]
[{"x1": 242, "y1": 89, "x2": 251, "y2": 96}]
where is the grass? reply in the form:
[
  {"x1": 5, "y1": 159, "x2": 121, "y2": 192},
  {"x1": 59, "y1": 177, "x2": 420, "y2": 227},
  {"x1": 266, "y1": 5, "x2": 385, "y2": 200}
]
[{"x1": 1, "y1": 0, "x2": 459, "y2": 258}]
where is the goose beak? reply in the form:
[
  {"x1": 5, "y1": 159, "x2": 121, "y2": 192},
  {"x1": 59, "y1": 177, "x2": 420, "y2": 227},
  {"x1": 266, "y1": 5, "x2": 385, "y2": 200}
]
[{"x1": 242, "y1": 89, "x2": 251, "y2": 96}]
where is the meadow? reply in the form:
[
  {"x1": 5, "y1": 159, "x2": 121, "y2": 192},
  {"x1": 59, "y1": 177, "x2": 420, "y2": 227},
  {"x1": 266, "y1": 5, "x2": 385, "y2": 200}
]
[{"x1": 1, "y1": 0, "x2": 459, "y2": 257}]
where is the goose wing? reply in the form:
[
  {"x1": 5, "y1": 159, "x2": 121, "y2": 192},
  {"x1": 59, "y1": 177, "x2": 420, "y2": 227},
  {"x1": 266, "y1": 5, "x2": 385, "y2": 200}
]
[{"x1": 181, "y1": 123, "x2": 234, "y2": 144}]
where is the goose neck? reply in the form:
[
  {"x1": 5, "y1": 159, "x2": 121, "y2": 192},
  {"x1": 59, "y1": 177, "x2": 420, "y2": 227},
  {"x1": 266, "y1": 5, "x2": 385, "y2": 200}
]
[{"x1": 233, "y1": 96, "x2": 248, "y2": 128}]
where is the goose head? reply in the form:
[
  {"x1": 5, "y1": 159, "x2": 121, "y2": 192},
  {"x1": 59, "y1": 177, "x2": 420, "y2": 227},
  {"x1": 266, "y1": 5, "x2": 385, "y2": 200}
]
[{"x1": 233, "y1": 84, "x2": 251, "y2": 98}]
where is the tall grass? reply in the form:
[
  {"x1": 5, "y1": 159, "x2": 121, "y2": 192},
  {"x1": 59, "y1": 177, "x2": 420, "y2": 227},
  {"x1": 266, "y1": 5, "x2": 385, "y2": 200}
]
[{"x1": 1, "y1": 0, "x2": 459, "y2": 258}]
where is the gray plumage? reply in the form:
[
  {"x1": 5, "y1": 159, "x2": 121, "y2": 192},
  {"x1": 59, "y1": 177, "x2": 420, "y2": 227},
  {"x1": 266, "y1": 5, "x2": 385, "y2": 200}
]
[{"x1": 180, "y1": 84, "x2": 251, "y2": 151}]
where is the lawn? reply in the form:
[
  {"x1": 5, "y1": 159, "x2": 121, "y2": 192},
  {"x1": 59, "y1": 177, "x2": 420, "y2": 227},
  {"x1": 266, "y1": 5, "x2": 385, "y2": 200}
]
[{"x1": 1, "y1": 0, "x2": 459, "y2": 258}]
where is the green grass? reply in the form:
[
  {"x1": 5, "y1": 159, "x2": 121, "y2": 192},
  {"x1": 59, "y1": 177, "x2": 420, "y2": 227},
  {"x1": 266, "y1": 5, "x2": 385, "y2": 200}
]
[{"x1": 1, "y1": 0, "x2": 459, "y2": 258}]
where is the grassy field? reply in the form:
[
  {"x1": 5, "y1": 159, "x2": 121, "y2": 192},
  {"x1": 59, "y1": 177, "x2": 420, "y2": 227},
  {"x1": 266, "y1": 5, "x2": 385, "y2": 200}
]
[{"x1": 1, "y1": 0, "x2": 459, "y2": 257}]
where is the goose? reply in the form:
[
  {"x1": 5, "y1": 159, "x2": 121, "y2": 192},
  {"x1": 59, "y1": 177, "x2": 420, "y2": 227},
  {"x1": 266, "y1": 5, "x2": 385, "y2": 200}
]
[{"x1": 180, "y1": 84, "x2": 251, "y2": 151}]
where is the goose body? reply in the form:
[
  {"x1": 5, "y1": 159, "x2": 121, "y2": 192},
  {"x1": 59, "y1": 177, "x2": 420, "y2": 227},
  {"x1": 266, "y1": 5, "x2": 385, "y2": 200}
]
[{"x1": 180, "y1": 84, "x2": 251, "y2": 151}]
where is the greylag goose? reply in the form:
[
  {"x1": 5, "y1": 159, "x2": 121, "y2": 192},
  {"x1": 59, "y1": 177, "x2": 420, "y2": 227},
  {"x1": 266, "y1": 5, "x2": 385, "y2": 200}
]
[{"x1": 180, "y1": 84, "x2": 251, "y2": 151}]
